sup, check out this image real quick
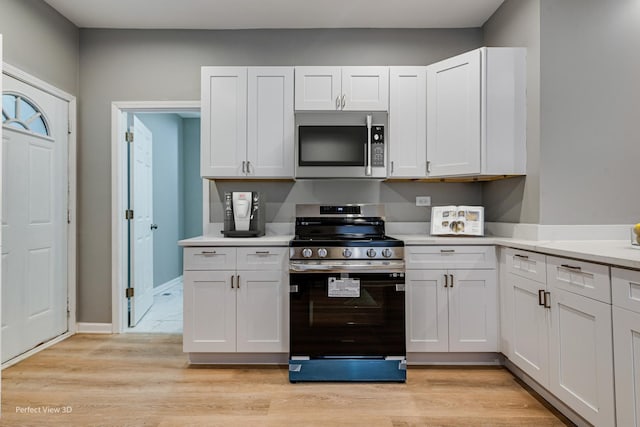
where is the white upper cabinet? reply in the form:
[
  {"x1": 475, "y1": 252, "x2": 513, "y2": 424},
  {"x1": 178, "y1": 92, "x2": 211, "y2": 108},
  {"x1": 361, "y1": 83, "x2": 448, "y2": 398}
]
[
  {"x1": 201, "y1": 66, "x2": 294, "y2": 178},
  {"x1": 426, "y1": 47, "x2": 526, "y2": 177},
  {"x1": 295, "y1": 66, "x2": 389, "y2": 111},
  {"x1": 388, "y1": 67, "x2": 427, "y2": 178}
]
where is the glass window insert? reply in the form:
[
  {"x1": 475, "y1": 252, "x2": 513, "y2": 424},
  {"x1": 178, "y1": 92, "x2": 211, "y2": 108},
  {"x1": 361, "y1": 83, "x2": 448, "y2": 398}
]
[{"x1": 2, "y1": 93, "x2": 50, "y2": 137}]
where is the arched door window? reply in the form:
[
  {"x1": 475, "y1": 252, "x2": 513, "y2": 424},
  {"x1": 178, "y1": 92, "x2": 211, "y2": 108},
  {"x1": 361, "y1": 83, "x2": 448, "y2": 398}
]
[{"x1": 2, "y1": 93, "x2": 50, "y2": 136}]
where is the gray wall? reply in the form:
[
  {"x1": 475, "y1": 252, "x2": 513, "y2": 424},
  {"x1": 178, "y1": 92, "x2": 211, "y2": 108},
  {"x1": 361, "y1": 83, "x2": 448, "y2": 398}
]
[
  {"x1": 538, "y1": 0, "x2": 640, "y2": 224},
  {"x1": 0, "y1": 0, "x2": 79, "y2": 95},
  {"x1": 78, "y1": 28, "x2": 483, "y2": 322},
  {"x1": 136, "y1": 113, "x2": 185, "y2": 288},
  {"x1": 183, "y1": 118, "x2": 203, "y2": 239},
  {"x1": 482, "y1": 0, "x2": 540, "y2": 224}
]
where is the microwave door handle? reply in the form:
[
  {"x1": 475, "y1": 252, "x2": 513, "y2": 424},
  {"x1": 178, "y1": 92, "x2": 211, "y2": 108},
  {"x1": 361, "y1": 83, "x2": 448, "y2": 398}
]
[{"x1": 365, "y1": 114, "x2": 372, "y2": 176}]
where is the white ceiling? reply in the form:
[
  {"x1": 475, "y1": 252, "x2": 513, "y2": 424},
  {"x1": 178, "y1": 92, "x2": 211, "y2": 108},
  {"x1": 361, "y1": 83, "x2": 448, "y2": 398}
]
[{"x1": 43, "y1": 0, "x2": 505, "y2": 30}]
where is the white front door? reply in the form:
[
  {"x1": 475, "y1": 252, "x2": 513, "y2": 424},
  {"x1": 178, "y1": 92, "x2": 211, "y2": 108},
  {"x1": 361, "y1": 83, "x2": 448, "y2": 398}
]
[
  {"x1": 128, "y1": 115, "x2": 154, "y2": 326},
  {"x1": 1, "y1": 74, "x2": 69, "y2": 363}
]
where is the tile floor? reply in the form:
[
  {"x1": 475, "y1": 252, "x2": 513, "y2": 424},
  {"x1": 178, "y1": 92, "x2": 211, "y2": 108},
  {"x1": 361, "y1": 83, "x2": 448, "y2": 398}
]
[{"x1": 127, "y1": 280, "x2": 183, "y2": 333}]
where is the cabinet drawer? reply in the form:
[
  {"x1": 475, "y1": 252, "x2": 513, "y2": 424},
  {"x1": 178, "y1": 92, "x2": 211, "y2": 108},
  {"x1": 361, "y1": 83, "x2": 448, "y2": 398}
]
[
  {"x1": 236, "y1": 247, "x2": 287, "y2": 271},
  {"x1": 184, "y1": 247, "x2": 236, "y2": 270},
  {"x1": 406, "y1": 246, "x2": 495, "y2": 270},
  {"x1": 611, "y1": 267, "x2": 640, "y2": 314},
  {"x1": 546, "y1": 256, "x2": 611, "y2": 304},
  {"x1": 504, "y1": 248, "x2": 546, "y2": 284}
]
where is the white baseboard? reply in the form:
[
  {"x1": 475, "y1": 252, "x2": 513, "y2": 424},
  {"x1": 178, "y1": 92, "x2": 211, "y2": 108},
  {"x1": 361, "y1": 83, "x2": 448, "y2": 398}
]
[
  {"x1": 76, "y1": 322, "x2": 113, "y2": 334},
  {"x1": 2, "y1": 331, "x2": 73, "y2": 370},
  {"x1": 154, "y1": 276, "x2": 182, "y2": 296}
]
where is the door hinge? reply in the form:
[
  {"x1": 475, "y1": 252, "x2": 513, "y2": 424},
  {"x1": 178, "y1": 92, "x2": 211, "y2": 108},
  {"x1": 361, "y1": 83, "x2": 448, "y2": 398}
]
[
  {"x1": 126, "y1": 288, "x2": 134, "y2": 298},
  {"x1": 125, "y1": 209, "x2": 134, "y2": 220},
  {"x1": 125, "y1": 131, "x2": 134, "y2": 143}
]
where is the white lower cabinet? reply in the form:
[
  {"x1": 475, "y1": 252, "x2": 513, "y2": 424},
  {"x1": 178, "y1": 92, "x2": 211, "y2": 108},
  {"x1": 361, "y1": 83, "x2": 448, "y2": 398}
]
[
  {"x1": 612, "y1": 267, "x2": 640, "y2": 427},
  {"x1": 406, "y1": 246, "x2": 497, "y2": 353},
  {"x1": 183, "y1": 247, "x2": 288, "y2": 354},
  {"x1": 503, "y1": 248, "x2": 615, "y2": 427}
]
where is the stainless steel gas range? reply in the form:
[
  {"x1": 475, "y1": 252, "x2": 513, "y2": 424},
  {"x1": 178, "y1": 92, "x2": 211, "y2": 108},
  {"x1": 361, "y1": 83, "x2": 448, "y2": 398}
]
[{"x1": 288, "y1": 204, "x2": 406, "y2": 382}]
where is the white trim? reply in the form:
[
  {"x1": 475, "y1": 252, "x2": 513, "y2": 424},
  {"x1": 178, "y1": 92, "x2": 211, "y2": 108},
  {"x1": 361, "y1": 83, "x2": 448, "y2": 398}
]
[
  {"x1": 153, "y1": 275, "x2": 183, "y2": 296},
  {"x1": 111, "y1": 101, "x2": 200, "y2": 333},
  {"x1": 76, "y1": 323, "x2": 113, "y2": 334},
  {"x1": 1, "y1": 332, "x2": 73, "y2": 370},
  {"x1": 2, "y1": 63, "x2": 78, "y2": 340}
]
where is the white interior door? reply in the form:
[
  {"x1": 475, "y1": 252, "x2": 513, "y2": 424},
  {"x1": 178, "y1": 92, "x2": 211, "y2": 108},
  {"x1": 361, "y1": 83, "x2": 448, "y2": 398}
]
[
  {"x1": 1, "y1": 73, "x2": 68, "y2": 363},
  {"x1": 129, "y1": 115, "x2": 154, "y2": 326}
]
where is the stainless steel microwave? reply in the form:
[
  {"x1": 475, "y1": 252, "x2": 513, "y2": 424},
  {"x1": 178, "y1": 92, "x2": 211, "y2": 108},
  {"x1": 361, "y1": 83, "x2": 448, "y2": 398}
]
[{"x1": 295, "y1": 114, "x2": 386, "y2": 179}]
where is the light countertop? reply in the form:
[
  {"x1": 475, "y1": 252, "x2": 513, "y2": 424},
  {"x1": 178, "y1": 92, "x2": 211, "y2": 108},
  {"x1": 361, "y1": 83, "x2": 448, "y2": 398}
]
[{"x1": 179, "y1": 234, "x2": 640, "y2": 270}]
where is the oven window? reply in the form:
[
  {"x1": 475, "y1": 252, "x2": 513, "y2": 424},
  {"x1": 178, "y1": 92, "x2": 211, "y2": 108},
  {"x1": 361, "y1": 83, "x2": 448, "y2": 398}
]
[
  {"x1": 290, "y1": 273, "x2": 405, "y2": 357},
  {"x1": 298, "y1": 126, "x2": 365, "y2": 166}
]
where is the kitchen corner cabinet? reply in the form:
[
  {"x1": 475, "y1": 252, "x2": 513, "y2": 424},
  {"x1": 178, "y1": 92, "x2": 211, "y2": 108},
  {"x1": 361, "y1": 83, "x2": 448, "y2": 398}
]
[
  {"x1": 294, "y1": 66, "x2": 389, "y2": 111},
  {"x1": 502, "y1": 248, "x2": 615, "y2": 427},
  {"x1": 426, "y1": 47, "x2": 526, "y2": 177},
  {"x1": 611, "y1": 267, "x2": 640, "y2": 427},
  {"x1": 388, "y1": 67, "x2": 427, "y2": 178},
  {"x1": 183, "y1": 247, "x2": 289, "y2": 354},
  {"x1": 200, "y1": 67, "x2": 294, "y2": 178},
  {"x1": 406, "y1": 246, "x2": 497, "y2": 352}
]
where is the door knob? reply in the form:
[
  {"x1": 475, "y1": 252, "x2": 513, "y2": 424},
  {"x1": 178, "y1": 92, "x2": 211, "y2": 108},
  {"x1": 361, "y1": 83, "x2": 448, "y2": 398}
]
[{"x1": 150, "y1": 224, "x2": 158, "y2": 230}]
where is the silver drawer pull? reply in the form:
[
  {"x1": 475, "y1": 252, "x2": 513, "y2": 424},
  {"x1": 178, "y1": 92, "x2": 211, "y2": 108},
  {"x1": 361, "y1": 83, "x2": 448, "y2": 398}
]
[
  {"x1": 514, "y1": 254, "x2": 529, "y2": 260},
  {"x1": 440, "y1": 249, "x2": 455, "y2": 253},
  {"x1": 255, "y1": 251, "x2": 271, "y2": 255},
  {"x1": 561, "y1": 264, "x2": 582, "y2": 271},
  {"x1": 200, "y1": 250, "x2": 217, "y2": 255}
]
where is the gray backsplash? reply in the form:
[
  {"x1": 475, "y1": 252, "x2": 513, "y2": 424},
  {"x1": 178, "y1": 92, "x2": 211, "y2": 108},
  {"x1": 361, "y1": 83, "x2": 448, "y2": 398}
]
[{"x1": 209, "y1": 180, "x2": 482, "y2": 224}]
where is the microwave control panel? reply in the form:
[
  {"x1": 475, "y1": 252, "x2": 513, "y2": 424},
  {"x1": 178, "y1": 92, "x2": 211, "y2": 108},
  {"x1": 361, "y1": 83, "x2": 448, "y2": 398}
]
[{"x1": 371, "y1": 126, "x2": 385, "y2": 167}]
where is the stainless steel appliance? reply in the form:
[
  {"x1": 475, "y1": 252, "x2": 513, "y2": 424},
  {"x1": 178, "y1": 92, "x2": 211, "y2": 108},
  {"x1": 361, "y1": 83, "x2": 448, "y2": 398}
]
[
  {"x1": 288, "y1": 204, "x2": 406, "y2": 382},
  {"x1": 296, "y1": 114, "x2": 386, "y2": 179},
  {"x1": 223, "y1": 191, "x2": 266, "y2": 237}
]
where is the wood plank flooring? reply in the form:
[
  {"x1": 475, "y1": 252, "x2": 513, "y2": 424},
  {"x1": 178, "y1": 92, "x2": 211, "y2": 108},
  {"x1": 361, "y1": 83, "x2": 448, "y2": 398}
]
[{"x1": 1, "y1": 334, "x2": 573, "y2": 426}]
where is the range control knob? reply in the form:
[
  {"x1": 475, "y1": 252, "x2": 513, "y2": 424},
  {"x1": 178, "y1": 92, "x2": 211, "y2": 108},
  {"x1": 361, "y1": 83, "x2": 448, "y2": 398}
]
[
  {"x1": 301, "y1": 248, "x2": 313, "y2": 258},
  {"x1": 373, "y1": 133, "x2": 380, "y2": 141},
  {"x1": 382, "y1": 248, "x2": 393, "y2": 258},
  {"x1": 317, "y1": 248, "x2": 328, "y2": 258},
  {"x1": 366, "y1": 248, "x2": 377, "y2": 258},
  {"x1": 342, "y1": 248, "x2": 353, "y2": 258}
]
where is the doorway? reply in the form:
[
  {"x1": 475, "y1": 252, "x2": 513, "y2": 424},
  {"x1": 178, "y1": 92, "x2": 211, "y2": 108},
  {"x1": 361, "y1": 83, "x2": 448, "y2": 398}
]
[
  {"x1": 2, "y1": 65, "x2": 77, "y2": 364},
  {"x1": 111, "y1": 102, "x2": 202, "y2": 334}
]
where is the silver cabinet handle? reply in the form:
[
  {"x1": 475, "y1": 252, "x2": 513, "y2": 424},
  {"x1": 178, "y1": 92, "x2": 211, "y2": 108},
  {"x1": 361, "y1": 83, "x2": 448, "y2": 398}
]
[
  {"x1": 561, "y1": 264, "x2": 581, "y2": 271},
  {"x1": 237, "y1": 274, "x2": 240, "y2": 289},
  {"x1": 336, "y1": 96, "x2": 341, "y2": 110},
  {"x1": 426, "y1": 161, "x2": 431, "y2": 174},
  {"x1": 449, "y1": 274, "x2": 454, "y2": 288},
  {"x1": 544, "y1": 291, "x2": 551, "y2": 308},
  {"x1": 444, "y1": 274, "x2": 449, "y2": 288},
  {"x1": 538, "y1": 289, "x2": 545, "y2": 306},
  {"x1": 341, "y1": 94, "x2": 346, "y2": 108},
  {"x1": 200, "y1": 250, "x2": 217, "y2": 255},
  {"x1": 514, "y1": 254, "x2": 529, "y2": 260},
  {"x1": 440, "y1": 249, "x2": 455, "y2": 253},
  {"x1": 246, "y1": 161, "x2": 251, "y2": 174},
  {"x1": 231, "y1": 275, "x2": 235, "y2": 289},
  {"x1": 255, "y1": 251, "x2": 270, "y2": 255},
  {"x1": 390, "y1": 161, "x2": 394, "y2": 174},
  {"x1": 150, "y1": 224, "x2": 158, "y2": 230},
  {"x1": 242, "y1": 160, "x2": 246, "y2": 173}
]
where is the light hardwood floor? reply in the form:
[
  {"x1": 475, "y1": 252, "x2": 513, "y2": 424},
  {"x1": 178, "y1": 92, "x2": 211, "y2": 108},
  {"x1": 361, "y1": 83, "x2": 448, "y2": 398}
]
[{"x1": 1, "y1": 334, "x2": 572, "y2": 426}]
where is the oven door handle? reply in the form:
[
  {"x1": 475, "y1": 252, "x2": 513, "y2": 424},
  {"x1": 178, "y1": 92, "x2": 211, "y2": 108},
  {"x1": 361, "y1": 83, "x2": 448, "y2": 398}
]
[{"x1": 289, "y1": 260, "x2": 405, "y2": 273}]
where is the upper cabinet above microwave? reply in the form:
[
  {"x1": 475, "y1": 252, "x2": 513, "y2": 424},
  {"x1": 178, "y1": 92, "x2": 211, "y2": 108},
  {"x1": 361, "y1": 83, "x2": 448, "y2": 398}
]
[
  {"x1": 295, "y1": 67, "x2": 389, "y2": 112},
  {"x1": 425, "y1": 47, "x2": 526, "y2": 178}
]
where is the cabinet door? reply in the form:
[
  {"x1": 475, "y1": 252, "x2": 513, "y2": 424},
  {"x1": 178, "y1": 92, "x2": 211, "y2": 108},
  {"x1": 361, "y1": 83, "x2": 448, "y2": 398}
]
[
  {"x1": 549, "y1": 288, "x2": 615, "y2": 427},
  {"x1": 236, "y1": 270, "x2": 289, "y2": 353},
  {"x1": 406, "y1": 270, "x2": 448, "y2": 352},
  {"x1": 247, "y1": 67, "x2": 294, "y2": 177},
  {"x1": 508, "y1": 274, "x2": 550, "y2": 387},
  {"x1": 183, "y1": 270, "x2": 236, "y2": 352},
  {"x1": 341, "y1": 66, "x2": 389, "y2": 111},
  {"x1": 201, "y1": 67, "x2": 247, "y2": 177},
  {"x1": 448, "y1": 269, "x2": 497, "y2": 352},
  {"x1": 294, "y1": 66, "x2": 341, "y2": 111},
  {"x1": 389, "y1": 67, "x2": 427, "y2": 178},
  {"x1": 613, "y1": 307, "x2": 640, "y2": 427},
  {"x1": 426, "y1": 49, "x2": 481, "y2": 177}
]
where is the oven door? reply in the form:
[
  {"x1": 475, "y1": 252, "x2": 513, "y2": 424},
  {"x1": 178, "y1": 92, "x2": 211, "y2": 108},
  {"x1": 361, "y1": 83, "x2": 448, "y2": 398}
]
[{"x1": 289, "y1": 267, "x2": 405, "y2": 358}]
